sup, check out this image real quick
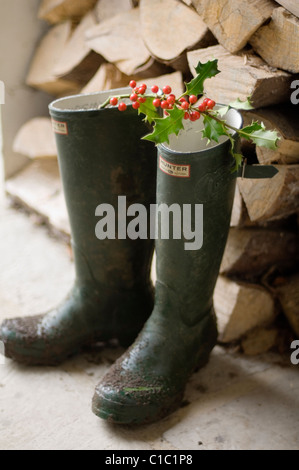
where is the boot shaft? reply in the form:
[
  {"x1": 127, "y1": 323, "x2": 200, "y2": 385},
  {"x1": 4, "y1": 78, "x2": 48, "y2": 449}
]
[
  {"x1": 155, "y1": 109, "x2": 242, "y2": 325},
  {"x1": 49, "y1": 90, "x2": 157, "y2": 289}
]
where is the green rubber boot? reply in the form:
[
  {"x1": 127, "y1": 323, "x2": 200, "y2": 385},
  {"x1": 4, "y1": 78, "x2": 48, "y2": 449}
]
[
  {"x1": 92, "y1": 108, "x2": 243, "y2": 424},
  {"x1": 0, "y1": 89, "x2": 156, "y2": 365}
]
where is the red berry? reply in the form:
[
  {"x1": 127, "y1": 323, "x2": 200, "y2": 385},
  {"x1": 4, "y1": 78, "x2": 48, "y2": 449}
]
[
  {"x1": 198, "y1": 102, "x2": 207, "y2": 112},
  {"x1": 161, "y1": 100, "x2": 169, "y2": 109},
  {"x1": 132, "y1": 101, "x2": 140, "y2": 109},
  {"x1": 130, "y1": 93, "x2": 138, "y2": 102},
  {"x1": 190, "y1": 111, "x2": 200, "y2": 121},
  {"x1": 151, "y1": 85, "x2": 159, "y2": 94},
  {"x1": 138, "y1": 96, "x2": 146, "y2": 103},
  {"x1": 138, "y1": 85, "x2": 147, "y2": 95},
  {"x1": 129, "y1": 80, "x2": 136, "y2": 88},
  {"x1": 162, "y1": 85, "x2": 172, "y2": 95},
  {"x1": 203, "y1": 97, "x2": 209, "y2": 104},
  {"x1": 179, "y1": 97, "x2": 187, "y2": 103},
  {"x1": 189, "y1": 95, "x2": 197, "y2": 104},
  {"x1": 153, "y1": 98, "x2": 161, "y2": 107},
  {"x1": 181, "y1": 100, "x2": 189, "y2": 110},
  {"x1": 109, "y1": 96, "x2": 118, "y2": 106},
  {"x1": 184, "y1": 112, "x2": 190, "y2": 120},
  {"x1": 207, "y1": 99, "x2": 216, "y2": 109},
  {"x1": 167, "y1": 94, "x2": 176, "y2": 105},
  {"x1": 118, "y1": 102, "x2": 127, "y2": 111}
]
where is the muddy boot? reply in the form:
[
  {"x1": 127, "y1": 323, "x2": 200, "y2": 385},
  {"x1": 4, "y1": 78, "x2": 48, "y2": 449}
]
[
  {"x1": 0, "y1": 89, "x2": 156, "y2": 365},
  {"x1": 92, "y1": 109, "x2": 243, "y2": 424}
]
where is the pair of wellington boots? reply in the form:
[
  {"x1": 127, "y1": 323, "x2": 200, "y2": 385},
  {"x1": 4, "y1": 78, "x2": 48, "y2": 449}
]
[{"x1": 0, "y1": 89, "x2": 241, "y2": 425}]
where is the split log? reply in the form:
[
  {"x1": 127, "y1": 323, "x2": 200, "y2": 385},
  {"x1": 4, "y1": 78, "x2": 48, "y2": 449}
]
[
  {"x1": 250, "y1": 7, "x2": 299, "y2": 73},
  {"x1": 5, "y1": 160, "x2": 70, "y2": 237},
  {"x1": 81, "y1": 63, "x2": 129, "y2": 93},
  {"x1": 275, "y1": 0, "x2": 299, "y2": 17},
  {"x1": 187, "y1": 45, "x2": 293, "y2": 108},
  {"x1": 192, "y1": 0, "x2": 276, "y2": 54},
  {"x1": 38, "y1": 0, "x2": 98, "y2": 24},
  {"x1": 241, "y1": 327, "x2": 279, "y2": 355},
  {"x1": 214, "y1": 275, "x2": 276, "y2": 343},
  {"x1": 94, "y1": 0, "x2": 133, "y2": 23},
  {"x1": 85, "y1": 8, "x2": 166, "y2": 77},
  {"x1": 13, "y1": 118, "x2": 57, "y2": 159},
  {"x1": 230, "y1": 185, "x2": 252, "y2": 227},
  {"x1": 220, "y1": 228, "x2": 299, "y2": 279},
  {"x1": 53, "y1": 12, "x2": 104, "y2": 87},
  {"x1": 140, "y1": 0, "x2": 216, "y2": 71},
  {"x1": 26, "y1": 21, "x2": 80, "y2": 96},
  {"x1": 242, "y1": 106, "x2": 299, "y2": 165},
  {"x1": 238, "y1": 164, "x2": 299, "y2": 222},
  {"x1": 276, "y1": 273, "x2": 299, "y2": 337}
]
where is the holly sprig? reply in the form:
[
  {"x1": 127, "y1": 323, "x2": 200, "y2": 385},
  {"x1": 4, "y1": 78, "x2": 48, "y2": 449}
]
[{"x1": 99, "y1": 60, "x2": 279, "y2": 171}]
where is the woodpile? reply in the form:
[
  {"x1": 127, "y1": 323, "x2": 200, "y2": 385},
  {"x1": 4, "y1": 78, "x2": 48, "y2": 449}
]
[{"x1": 7, "y1": 0, "x2": 299, "y2": 356}]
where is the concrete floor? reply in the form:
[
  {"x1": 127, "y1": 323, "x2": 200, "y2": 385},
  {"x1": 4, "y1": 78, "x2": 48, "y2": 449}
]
[{"x1": 0, "y1": 203, "x2": 298, "y2": 450}]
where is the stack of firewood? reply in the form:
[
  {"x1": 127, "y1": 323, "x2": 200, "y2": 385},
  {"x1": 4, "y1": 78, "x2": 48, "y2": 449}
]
[{"x1": 9, "y1": 0, "x2": 299, "y2": 355}]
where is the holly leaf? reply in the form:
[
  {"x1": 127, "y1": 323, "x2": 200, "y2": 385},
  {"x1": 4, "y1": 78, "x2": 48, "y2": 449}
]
[
  {"x1": 184, "y1": 59, "x2": 220, "y2": 97},
  {"x1": 231, "y1": 153, "x2": 243, "y2": 173},
  {"x1": 216, "y1": 97, "x2": 253, "y2": 118},
  {"x1": 138, "y1": 96, "x2": 161, "y2": 124},
  {"x1": 239, "y1": 121, "x2": 279, "y2": 150},
  {"x1": 228, "y1": 97, "x2": 253, "y2": 110},
  {"x1": 142, "y1": 107, "x2": 185, "y2": 145},
  {"x1": 202, "y1": 114, "x2": 228, "y2": 143}
]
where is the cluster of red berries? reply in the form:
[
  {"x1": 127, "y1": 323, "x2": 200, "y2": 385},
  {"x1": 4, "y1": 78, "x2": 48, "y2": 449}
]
[
  {"x1": 109, "y1": 80, "x2": 216, "y2": 119},
  {"x1": 180, "y1": 96, "x2": 216, "y2": 121}
]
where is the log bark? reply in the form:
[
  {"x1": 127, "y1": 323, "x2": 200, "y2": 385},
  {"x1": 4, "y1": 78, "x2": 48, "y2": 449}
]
[
  {"x1": 276, "y1": 273, "x2": 299, "y2": 337},
  {"x1": 250, "y1": 7, "x2": 299, "y2": 73},
  {"x1": 187, "y1": 45, "x2": 293, "y2": 108},
  {"x1": 192, "y1": 0, "x2": 276, "y2": 54},
  {"x1": 53, "y1": 12, "x2": 104, "y2": 86},
  {"x1": 242, "y1": 106, "x2": 299, "y2": 165},
  {"x1": 220, "y1": 228, "x2": 299, "y2": 279},
  {"x1": 13, "y1": 118, "x2": 57, "y2": 159},
  {"x1": 26, "y1": 22, "x2": 80, "y2": 96},
  {"x1": 38, "y1": 0, "x2": 98, "y2": 24},
  {"x1": 238, "y1": 164, "x2": 299, "y2": 222},
  {"x1": 214, "y1": 276, "x2": 276, "y2": 343},
  {"x1": 275, "y1": 0, "x2": 299, "y2": 17},
  {"x1": 140, "y1": 0, "x2": 216, "y2": 70}
]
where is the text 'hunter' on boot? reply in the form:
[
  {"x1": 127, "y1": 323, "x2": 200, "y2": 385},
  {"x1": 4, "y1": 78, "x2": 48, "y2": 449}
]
[
  {"x1": 0, "y1": 89, "x2": 156, "y2": 366},
  {"x1": 92, "y1": 108, "x2": 243, "y2": 425}
]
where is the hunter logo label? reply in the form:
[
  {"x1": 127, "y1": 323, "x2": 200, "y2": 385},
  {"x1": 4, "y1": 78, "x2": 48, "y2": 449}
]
[
  {"x1": 159, "y1": 156, "x2": 190, "y2": 178},
  {"x1": 52, "y1": 119, "x2": 68, "y2": 135}
]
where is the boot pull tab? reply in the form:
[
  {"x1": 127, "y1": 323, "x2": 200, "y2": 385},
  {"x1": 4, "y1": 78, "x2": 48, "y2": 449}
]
[{"x1": 237, "y1": 160, "x2": 278, "y2": 179}]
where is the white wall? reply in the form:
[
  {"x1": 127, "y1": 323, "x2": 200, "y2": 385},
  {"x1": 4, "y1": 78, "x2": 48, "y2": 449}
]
[{"x1": 0, "y1": 0, "x2": 53, "y2": 183}]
